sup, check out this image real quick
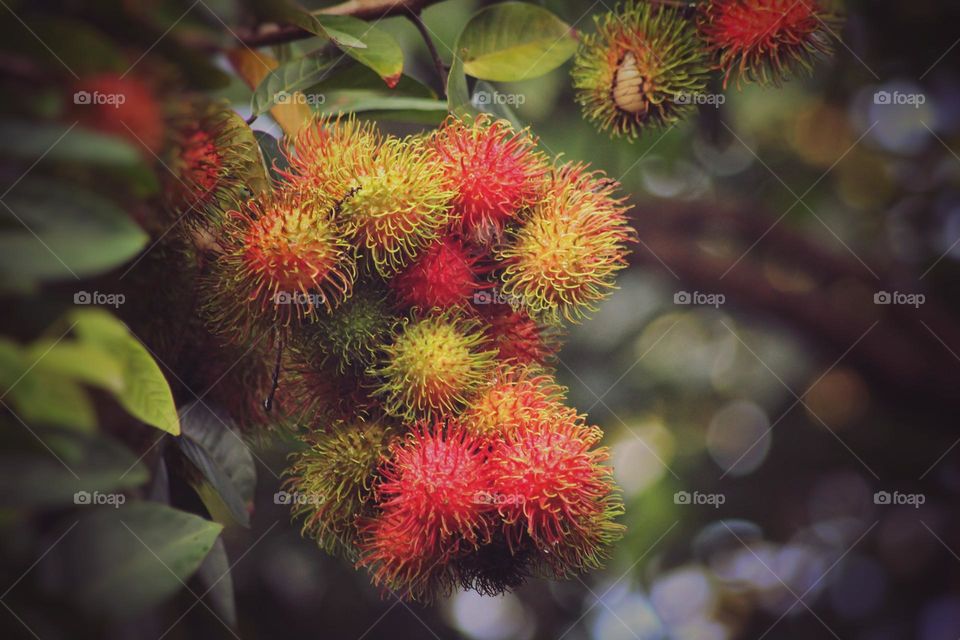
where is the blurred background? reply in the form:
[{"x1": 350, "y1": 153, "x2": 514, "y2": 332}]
[{"x1": 3, "y1": 0, "x2": 960, "y2": 638}]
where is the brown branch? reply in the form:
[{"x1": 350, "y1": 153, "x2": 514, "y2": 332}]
[{"x1": 406, "y1": 9, "x2": 447, "y2": 98}]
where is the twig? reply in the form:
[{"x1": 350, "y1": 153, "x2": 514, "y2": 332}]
[{"x1": 406, "y1": 9, "x2": 447, "y2": 98}]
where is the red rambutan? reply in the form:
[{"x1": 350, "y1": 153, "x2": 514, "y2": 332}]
[
  {"x1": 70, "y1": 72, "x2": 166, "y2": 154},
  {"x1": 358, "y1": 421, "x2": 493, "y2": 600},
  {"x1": 460, "y1": 365, "x2": 567, "y2": 438},
  {"x1": 698, "y1": 0, "x2": 838, "y2": 88},
  {"x1": 478, "y1": 304, "x2": 560, "y2": 367},
  {"x1": 391, "y1": 236, "x2": 484, "y2": 310},
  {"x1": 430, "y1": 115, "x2": 547, "y2": 240},
  {"x1": 488, "y1": 414, "x2": 624, "y2": 576}
]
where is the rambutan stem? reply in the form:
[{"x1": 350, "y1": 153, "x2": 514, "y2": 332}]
[
  {"x1": 406, "y1": 9, "x2": 448, "y2": 99},
  {"x1": 264, "y1": 329, "x2": 284, "y2": 413}
]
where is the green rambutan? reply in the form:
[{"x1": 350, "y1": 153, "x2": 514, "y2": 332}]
[
  {"x1": 312, "y1": 286, "x2": 398, "y2": 374},
  {"x1": 369, "y1": 311, "x2": 497, "y2": 422},
  {"x1": 285, "y1": 419, "x2": 395, "y2": 556},
  {"x1": 571, "y1": 1, "x2": 711, "y2": 139},
  {"x1": 203, "y1": 188, "x2": 357, "y2": 343},
  {"x1": 340, "y1": 137, "x2": 455, "y2": 276},
  {"x1": 698, "y1": 0, "x2": 839, "y2": 88},
  {"x1": 497, "y1": 162, "x2": 635, "y2": 323}
]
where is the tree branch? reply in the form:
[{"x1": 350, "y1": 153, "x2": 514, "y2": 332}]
[{"x1": 405, "y1": 9, "x2": 447, "y2": 98}]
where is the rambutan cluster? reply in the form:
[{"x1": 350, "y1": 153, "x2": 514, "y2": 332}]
[
  {"x1": 188, "y1": 113, "x2": 632, "y2": 601},
  {"x1": 572, "y1": 0, "x2": 840, "y2": 139}
]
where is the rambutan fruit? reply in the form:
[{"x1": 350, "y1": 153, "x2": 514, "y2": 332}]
[
  {"x1": 340, "y1": 137, "x2": 455, "y2": 276},
  {"x1": 203, "y1": 188, "x2": 357, "y2": 343},
  {"x1": 571, "y1": 2, "x2": 711, "y2": 139},
  {"x1": 312, "y1": 287, "x2": 398, "y2": 374},
  {"x1": 370, "y1": 311, "x2": 497, "y2": 421},
  {"x1": 488, "y1": 415, "x2": 625, "y2": 577},
  {"x1": 358, "y1": 421, "x2": 493, "y2": 600},
  {"x1": 391, "y1": 236, "x2": 484, "y2": 310},
  {"x1": 165, "y1": 100, "x2": 265, "y2": 220},
  {"x1": 69, "y1": 72, "x2": 166, "y2": 154},
  {"x1": 478, "y1": 303, "x2": 560, "y2": 367},
  {"x1": 281, "y1": 114, "x2": 380, "y2": 198},
  {"x1": 460, "y1": 365, "x2": 567, "y2": 439},
  {"x1": 429, "y1": 115, "x2": 547, "y2": 240},
  {"x1": 285, "y1": 419, "x2": 395, "y2": 556},
  {"x1": 497, "y1": 163, "x2": 635, "y2": 323},
  {"x1": 699, "y1": 0, "x2": 838, "y2": 88},
  {"x1": 455, "y1": 531, "x2": 534, "y2": 597}
]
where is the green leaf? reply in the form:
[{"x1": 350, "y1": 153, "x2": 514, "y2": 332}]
[
  {"x1": 308, "y1": 62, "x2": 436, "y2": 98},
  {"x1": 250, "y1": 54, "x2": 339, "y2": 115},
  {"x1": 42, "y1": 502, "x2": 222, "y2": 617},
  {"x1": 0, "y1": 177, "x2": 148, "y2": 290},
  {"x1": 28, "y1": 339, "x2": 125, "y2": 393},
  {"x1": 194, "y1": 536, "x2": 237, "y2": 627},
  {"x1": 320, "y1": 94, "x2": 448, "y2": 122},
  {"x1": 70, "y1": 309, "x2": 181, "y2": 436},
  {"x1": 7, "y1": 372, "x2": 96, "y2": 432},
  {"x1": 472, "y1": 80, "x2": 522, "y2": 129},
  {"x1": 0, "y1": 427, "x2": 148, "y2": 507},
  {"x1": 254, "y1": 131, "x2": 288, "y2": 181},
  {"x1": 255, "y1": 0, "x2": 365, "y2": 49},
  {"x1": 457, "y1": 2, "x2": 577, "y2": 82},
  {"x1": 446, "y1": 48, "x2": 477, "y2": 120},
  {"x1": 314, "y1": 15, "x2": 404, "y2": 86},
  {"x1": 177, "y1": 403, "x2": 255, "y2": 528},
  {"x1": 0, "y1": 120, "x2": 145, "y2": 169}
]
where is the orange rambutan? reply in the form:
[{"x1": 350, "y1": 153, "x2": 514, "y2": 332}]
[
  {"x1": 478, "y1": 303, "x2": 560, "y2": 367},
  {"x1": 488, "y1": 414, "x2": 624, "y2": 577},
  {"x1": 281, "y1": 114, "x2": 380, "y2": 198},
  {"x1": 203, "y1": 188, "x2": 356, "y2": 343},
  {"x1": 460, "y1": 365, "x2": 567, "y2": 438},
  {"x1": 391, "y1": 236, "x2": 485, "y2": 311},
  {"x1": 358, "y1": 420, "x2": 494, "y2": 600},
  {"x1": 70, "y1": 72, "x2": 166, "y2": 154},
  {"x1": 698, "y1": 0, "x2": 839, "y2": 88},
  {"x1": 430, "y1": 115, "x2": 547, "y2": 240},
  {"x1": 497, "y1": 162, "x2": 635, "y2": 323}
]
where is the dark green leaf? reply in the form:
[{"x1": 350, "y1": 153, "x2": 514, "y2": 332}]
[
  {"x1": 250, "y1": 54, "x2": 339, "y2": 115},
  {"x1": 314, "y1": 15, "x2": 403, "y2": 86},
  {"x1": 194, "y1": 536, "x2": 237, "y2": 627},
  {"x1": 0, "y1": 120, "x2": 145, "y2": 169}
]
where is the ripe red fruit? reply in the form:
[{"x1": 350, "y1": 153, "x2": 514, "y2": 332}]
[
  {"x1": 391, "y1": 237, "x2": 483, "y2": 310},
  {"x1": 479, "y1": 304, "x2": 559, "y2": 367},
  {"x1": 70, "y1": 73, "x2": 165, "y2": 154},
  {"x1": 430, "y1": 115, "x2": 547, "y2": 240},
  {"x1": 460, "y1": 365, "x2": 567, "y2": 438},
  {"x1": 699, "y1": 0, "x2": 837, "y2": 88},
  {"x1": 488, "y1": 414, "x2": 624, "y2": 576},
  {"x1": 358, "y1": 421, "x2": 494, "y2": 600}
]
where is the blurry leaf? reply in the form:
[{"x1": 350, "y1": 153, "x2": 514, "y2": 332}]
[
  {"x1": 0, "y1": 120, "x2": 145, "y2": 169},
  {"x1": 314, "y1": 15, "x2": 403, "y2": 87},
  {"x1": 250, "y1": 54, "x2": 338, "y2": 115},
  {"x1": 28, "y1": 339, "x2": 125, "y2": 393},
  {"x1": 472, "y1": 80, "x2": 522, "y2": 128},
  {"x1": 70, "y1": 309, "x2": 181, "y2": 436},
  {"x1": 321, "y1": 94, "x2": 448, "y2": 122},
  {"x1": 253, "y1": 0, "x2": 365, "y2": 48},
  {"x1": 194, "y1": 536, "x2": 237, "y2": 627},
  {"x1": 0, "y1": 177, "x2": 148, "y2": 290},
  {"x1": 177, "y1": 402, "x2": 255, "y2": 528},
  {"x1": 446, "y1": 48, "x2": 477, "y2": 120},
  {"x1": 227, "y1": 48, "x2": 312, "y2": 137},
  {"x1": 8, "y1": 372, "x2": 96, "y2": 432},
  {"x1": 0, "y1": 427, "x2": 148, "y2": 507},
  {"x1": 458, "y1": 2, "x2": 577, "y2": 81},
  {"x1": 43, "y1": 502, "x2": 222, "y2": 617},
  {"x1": 0, "y1": 18, "x2": 126, "y2": 75},
  {"x1": 309, "y1": 62, "x2": 436, "y2": 98}
]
